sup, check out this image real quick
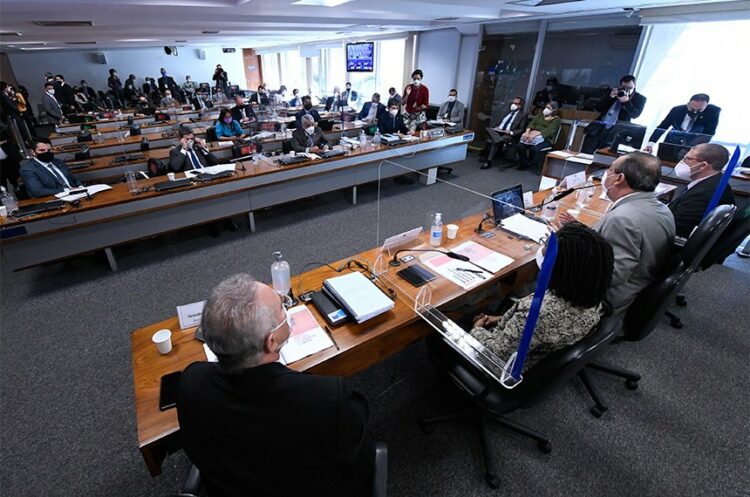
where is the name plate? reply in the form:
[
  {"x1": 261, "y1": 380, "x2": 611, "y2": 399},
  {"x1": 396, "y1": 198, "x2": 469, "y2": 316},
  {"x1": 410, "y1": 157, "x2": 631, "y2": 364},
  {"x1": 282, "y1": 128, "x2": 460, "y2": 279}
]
[{"x1": 177, "y1": 300, "x2": 206, "y2": 329}]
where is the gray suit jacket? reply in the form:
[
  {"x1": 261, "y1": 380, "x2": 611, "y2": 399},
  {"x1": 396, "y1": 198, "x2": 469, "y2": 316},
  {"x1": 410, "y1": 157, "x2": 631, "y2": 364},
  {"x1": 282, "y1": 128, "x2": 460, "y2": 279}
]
[
  {"x1": 42, "y1": 93, "x2": 63, "y2": 122},
  {"x1": 594, "y1": 191, "x2": 675, "y2": 315},
  {"x1": 437, "y1": 100, "x2": 465, "y2": 127}
]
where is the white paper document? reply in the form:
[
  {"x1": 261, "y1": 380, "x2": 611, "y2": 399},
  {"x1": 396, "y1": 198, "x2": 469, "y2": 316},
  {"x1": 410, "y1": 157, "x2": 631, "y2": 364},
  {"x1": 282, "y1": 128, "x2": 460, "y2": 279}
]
[
  {"x1": 323, "y1": 272, "x2": 394, "y2": 324},
  {"x1": 499, "y1": 213, "x2": 549, "y2": 243},
  {"x1": 523, "y1": 191, "x2": 534, "y2": 208},
  {"x1": 278, "y1": 305, "x2": 334, "y2": 365},
  {"x1": 183, "y1": 163, "x2": 236, "y2": 178},
  {"x1": 539, "y1": 176, "x2": 557, "y2": 191},
  {"x1": 563, "y1": 170, "x2": 586, "y2": 189},
  {"x1": 55, "y1": 184, "x2": 112, "y2": 202},
  {"x1": 422, "y1": 253, "x2": 492, "y2": 290},
  {"x1": 566, "y1": 156, "x2": 594, "y2": 165},
  {"x1": 450, "y1": 240, "x2": 514, "y2": 274}
]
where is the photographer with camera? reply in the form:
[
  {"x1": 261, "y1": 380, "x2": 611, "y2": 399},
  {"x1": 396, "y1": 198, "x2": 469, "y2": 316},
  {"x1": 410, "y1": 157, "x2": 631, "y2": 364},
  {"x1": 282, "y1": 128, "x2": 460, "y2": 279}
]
[{"x1": 581, "y1": 75, "x2": 646, "y2": 154}]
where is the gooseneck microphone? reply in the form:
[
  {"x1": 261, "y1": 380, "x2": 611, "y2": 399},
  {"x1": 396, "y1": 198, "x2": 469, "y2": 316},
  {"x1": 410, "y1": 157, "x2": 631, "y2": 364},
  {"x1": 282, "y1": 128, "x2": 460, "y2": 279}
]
[
  {"x1": 389, "y1": 248, "x2": 468, "y2": 267},
  {"x1": 531, "y1": 184, "x2": 597, "y2": 210}
]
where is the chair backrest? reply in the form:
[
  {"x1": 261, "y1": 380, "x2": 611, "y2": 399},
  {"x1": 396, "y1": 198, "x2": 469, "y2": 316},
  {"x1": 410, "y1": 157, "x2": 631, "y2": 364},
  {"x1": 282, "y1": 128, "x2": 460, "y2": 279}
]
[
  {"x1": 622, "y1": 204, "x2": 736, "y2": 341},
  {"x1": 205, "y1": 126, "x2": 218, "y2": 143},
  {"x1": 699, "y1": 205, "x2": 750, "y2": 269},
  {"x1": 281, "y1": 139, "x2": 293, "y2": 154}
]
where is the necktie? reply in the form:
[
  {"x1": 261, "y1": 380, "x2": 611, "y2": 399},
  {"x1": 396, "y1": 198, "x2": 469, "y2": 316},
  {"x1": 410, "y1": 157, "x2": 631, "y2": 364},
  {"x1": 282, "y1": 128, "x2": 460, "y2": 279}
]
[
  {"x1": 188, "y1": 149, "x2": 203, "y2": 169},
  {"x1": 307, "y1": 133, "x2": 314, "y2": 148},
  {"x1": 241, "y1": 108, "x2": 246, "y2": 119},
  {"x1": 603, "y1": 100, "x2": 622, "y2": 129},
  {"x1": 44, "y1": 162, "x2": 70, "y2": 187},
  {"x1": 501, "y1": 111, "x2": 516, "y2": 131},
  {"x1": 685, "y1": 114, "x2": 696, "y2": 132}
]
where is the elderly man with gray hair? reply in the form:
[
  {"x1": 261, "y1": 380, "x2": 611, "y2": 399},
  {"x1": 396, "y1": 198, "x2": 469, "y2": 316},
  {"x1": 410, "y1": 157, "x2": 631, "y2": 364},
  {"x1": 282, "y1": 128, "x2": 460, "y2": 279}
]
[
  {"x1": 177, "y1": 274, "x2": 374, "y2": 497},
  {"x1": 291, "y1": 114, "x2": 329, "y2": 154}
]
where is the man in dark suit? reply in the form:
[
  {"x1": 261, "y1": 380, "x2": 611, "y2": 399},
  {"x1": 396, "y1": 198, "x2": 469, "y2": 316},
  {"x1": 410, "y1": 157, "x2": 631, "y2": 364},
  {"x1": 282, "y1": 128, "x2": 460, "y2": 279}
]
[
  {"x1": 158, "y1": 68, "x2": 182, "y2": 102},
  {"x1": 291, "y1": 115, "x2": 329, "y2": 153},
  {"x1": 378, "y1": 103, "x2": 410, "y2": 135},
  {"x1": 53, "y1": 74, "x2": 76, "y2": 115},
  {"x1": 294, "y1": 95, "x2": 321, "y2": 127},
  {"x1": 230, "y1": 95, "x2": 256, "y2": 124},
  {"x1": 581, "y1": 75, "x2": 647, "y2": 154},
  {"x1": 134, "y1": 95, "x2": 155, "y2": 117},
  {"x1": 341, "y1": 82, "x2": 358, "y2": 107},
  {"x1": 645, "y1": 94, "x2": 721, "y2": 153},
  {"x1": 168, "y1": 127, "x2": 219, "y2": 172},
  {"x1": 41, "y1": 82, "x2": 64, "y2": 124},
  {"x1": 20, "y1": 138, "x2": 82, "y2": 198},
  {"x1": 357, "y1": 93, "x2": 386, "y2": 123},
  {"x1": 178, "y1": 274, "x2": 374, "y2": 497},
  {"x1": 668, "y1": 143, "x2": 735, "y2": 238},
  {"x1": 479, "y1": 96, "x2": 528, "y2": 169},
  {"x1": 79, "y1": 80, "x2": 98, "y2": 102}
]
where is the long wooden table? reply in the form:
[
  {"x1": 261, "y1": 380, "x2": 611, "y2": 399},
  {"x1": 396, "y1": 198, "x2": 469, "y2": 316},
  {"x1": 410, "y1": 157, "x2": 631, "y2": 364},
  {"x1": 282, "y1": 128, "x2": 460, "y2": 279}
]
[
  {"x1": 129, "y1": 184, "x2": 618, "y2": 476},
  {"x1": 1, "y1": 132, "x2": 473, "y2": 271}
]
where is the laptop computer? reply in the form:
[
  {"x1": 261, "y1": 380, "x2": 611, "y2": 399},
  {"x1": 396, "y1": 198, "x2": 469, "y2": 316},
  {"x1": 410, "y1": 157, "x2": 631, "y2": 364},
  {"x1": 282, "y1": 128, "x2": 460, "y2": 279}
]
[
  {"x1": 491, "y1": 184, "x2": 549, "y2": 243},
  {"x1": 657, "y1": 142, "x2": 691, "y2": 164},
  {"x1": 491, "y1": 184, "x2": 525, "y2": 224}
]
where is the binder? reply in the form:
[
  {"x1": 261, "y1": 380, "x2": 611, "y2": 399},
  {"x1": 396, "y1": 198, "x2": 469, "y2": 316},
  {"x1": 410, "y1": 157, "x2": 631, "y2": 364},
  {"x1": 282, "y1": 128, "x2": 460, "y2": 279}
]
[{"x1": 322, "y1": 272, "x2": 394, "y2": 324}]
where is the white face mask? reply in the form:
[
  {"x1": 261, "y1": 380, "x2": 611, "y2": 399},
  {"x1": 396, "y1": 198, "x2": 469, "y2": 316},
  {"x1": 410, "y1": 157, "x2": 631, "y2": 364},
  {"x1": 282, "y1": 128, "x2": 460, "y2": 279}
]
[
  {"x1": 542, "y1": 108, "x2": 553, "y2": 116},
  {"x1": 601, "y1": 170, "x2": 620, "y2": 199},
  {"x1": 674, "y1": 160, "x2": 697, "y2": 180},
  {"x1": 389, "y1": 109, "x2": 398, "y2": 117},
  {"x1": 305, "y1": 126, "x2": 315, "y2": 135},
  {"x1": 412, "y1": 79, "x2": 421, "y2": 86},
  {"x1": 510, "y1": 103, "x2": 519, "y2": 111},
  {"x1": 165, "y1": 93, "x2": 171, "y2": 98},
  {"x1": 47, "y1": 89, "x2": 55, "y2": 95},
  {"x1": 186, "y1": 140, "x2": 194, "y2": 149},
  {"x1": 535, "y1": 246, "x2": 545, "y2": 270},
  {"x1": 447, "y1": 96, "x2": 456, "y2": 102}
]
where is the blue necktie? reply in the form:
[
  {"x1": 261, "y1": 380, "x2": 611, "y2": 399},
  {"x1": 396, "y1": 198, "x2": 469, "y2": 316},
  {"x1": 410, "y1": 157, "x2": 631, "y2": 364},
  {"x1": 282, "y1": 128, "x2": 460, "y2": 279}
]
[
  {"x1": 188, "y1": 149, "x2": 203, "y2": 169},
  {"x1": 603, "y1": 100, "x2": 622, "y2": 129}
]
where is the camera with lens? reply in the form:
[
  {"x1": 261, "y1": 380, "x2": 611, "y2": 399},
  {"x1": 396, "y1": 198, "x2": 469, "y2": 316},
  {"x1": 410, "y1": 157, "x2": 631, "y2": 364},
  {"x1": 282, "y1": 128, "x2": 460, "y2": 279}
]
[{"x1": 616, "y1": 88, "x2": 631, "y2": 98}]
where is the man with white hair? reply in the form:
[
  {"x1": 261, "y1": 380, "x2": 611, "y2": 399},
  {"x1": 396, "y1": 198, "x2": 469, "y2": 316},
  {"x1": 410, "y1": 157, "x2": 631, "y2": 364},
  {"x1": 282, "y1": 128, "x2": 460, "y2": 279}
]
[
  {"x1": 178, "y1": 274, "x2": 374, "y2": 497},
  {"x1": 291, "y1": 114, "x2": 329, "y2": 153}
]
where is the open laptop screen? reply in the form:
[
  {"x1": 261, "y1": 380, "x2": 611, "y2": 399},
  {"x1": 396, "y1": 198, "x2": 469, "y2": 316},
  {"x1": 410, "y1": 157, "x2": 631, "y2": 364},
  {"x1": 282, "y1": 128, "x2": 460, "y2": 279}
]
[{"x1": 491, "y1": 184, "x2": 525, "y2": 223}]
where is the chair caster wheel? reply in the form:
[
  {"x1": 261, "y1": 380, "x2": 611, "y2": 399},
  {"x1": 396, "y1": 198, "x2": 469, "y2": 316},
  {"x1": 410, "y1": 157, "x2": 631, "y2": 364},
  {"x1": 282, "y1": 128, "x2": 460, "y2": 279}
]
[
  {"x1": 590, "y1": 406, "x2": 605, "y2": 418},
  {"x1": 669, "y1": 318, "x2": 684, "y2": 329},
  {"x1": 485, "y1": 473, "x2": 500, "y2": 489},
  {"x1": 625, "y1": 379, "x2": 639, "y2": 390},
  {"x1": 417, "y1": 421, "x2": 432, "y2": 435},
  {"x1": 537, "y1": 440, "x2": 552, "y2": 453},
  {"x1": 675, "y1": 295, "x2": 687, "y2": 307}
]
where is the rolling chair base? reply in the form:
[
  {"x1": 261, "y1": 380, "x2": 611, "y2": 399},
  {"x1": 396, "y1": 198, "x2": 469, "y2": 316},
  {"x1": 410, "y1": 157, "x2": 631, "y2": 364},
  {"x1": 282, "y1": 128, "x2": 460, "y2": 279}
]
[{"x1": 586, "y1": 361, "x2": 641, "y2": 391}]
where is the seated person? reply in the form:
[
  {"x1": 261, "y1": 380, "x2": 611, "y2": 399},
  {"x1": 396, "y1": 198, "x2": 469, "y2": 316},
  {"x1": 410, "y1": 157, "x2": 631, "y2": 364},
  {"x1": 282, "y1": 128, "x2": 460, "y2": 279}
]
[
  {"x1": 357, "y1": 93, "x2": 385, "y2": 123},
  {"x1": 212, "y1": 87, "x2": 228, "y2": 104},
  {"x1": 250, "y1": 84, "x2": 270, "y2": 105},
  {"x1": 644, "y1": 94, "x2": 720, "y2": 153},
  {"x1": 436, "y1": 89, "x2": 465, "y2": 127},
  {"x1": 168, "y1": 127, "x2": 219, "y2": 172},
  {"x1": 230, "y1": 95, "x2": 256, "y2": 124},
  {"x1": 668, "y1": 143, "x2": 735, "y2": 238},
  {"x1": 470, "y1": 221, "x2": 614, "y2": 371},
  {"x1": 20, "y1": 138, "x2": 82, "y2": 198},
  {"x1": 516, "y1": 101, "x2": 560, "y2": 170},
  {"x1": 561, "y1": 152, "x2": 675, "y2": 315},
  {"x1": 479, "y1": 96, "x2": 527, "y2": 169},
  {"x1": 159, "y1": 90, "x2": 178, "y2": 108},
  {"x1": 291, "y1": 114, "x2": 329, "y2": 153},
  {"x1": 377, "y1": 103, "x2": 409, "y2": 136},
  {"x1": 289, "y1": 88, "x2": 301, "y2": 107},
  {"x1": 386, "y1": 87, "x2": 401, "y2": 107},
  {"x1": 294, "y1": 95, "x2": 321, "y2": 126},
  {"x1": 215, "y1": 108, "x2": 247, "y2": 142},
  {"x1": 135, "y1": 95, "x2": 155, "y2": 117}
]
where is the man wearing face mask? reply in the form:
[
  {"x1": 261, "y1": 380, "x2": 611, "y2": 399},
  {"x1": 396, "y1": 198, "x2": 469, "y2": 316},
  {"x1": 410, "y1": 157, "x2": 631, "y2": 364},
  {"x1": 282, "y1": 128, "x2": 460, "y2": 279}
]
[
  {"x1": 644, "y1": 94, "x2": 721, "y2": 154},
  {"x1": 41, "y1": 82, "x2": 64, "y2": 124},
  {"x1": 291, "y1": 114, "x2": 329, "y2": 153},
  {"x1": 177, "y1": 274, "x2": 374, "y2": 497},
  {"x1": 357, "y1": 93, "x2": 385, "y2": 123},
  {"x1": 294, "y1": 95, "x2": 321, "y2": 127},
  {"x1": 20, "y1": 138, "x2": 82, "y2": 198},
  {"x1": 479, "y1": 96, "x2": 527, "y2": 169},
  {"x1": 387, "y1": 87, "x2": 401, "y2": 107},
  {"x1": 667, "y1": 143, "x2": 735, "y2": 238},
  {"x1": 403, "y1": 69, "x2": 429, "y2": 132},
  {"x1": 436, "y1": 89, "x2": 465, "y2": 128},
  {"x1": 341, "y1": 82, "x2": 358, "y2": 106},
  {"x1": 562, "y1": 152, "x2": 675, "y2": 315},
  {"x1": 378, "y1": 103, "x2": 410, "y2": 136},
  {"x1": 160, "y1": 90, "x2": 178, "y2": 108},
  {"x1": 230, "y1": 95, "x2": 257, "y2": 124},
  {"x1": 168, "y1": 127, "x2": 219, "y2": 172},
  {"x1": 581, "y1": 75, "x2": 647, "y2": 154},
  {"x1": 53, "y1": 75, "x2": 76, "y2": 115},
  {"x1": 135, "y1": 95, "x2": 155, "y2": 117}
]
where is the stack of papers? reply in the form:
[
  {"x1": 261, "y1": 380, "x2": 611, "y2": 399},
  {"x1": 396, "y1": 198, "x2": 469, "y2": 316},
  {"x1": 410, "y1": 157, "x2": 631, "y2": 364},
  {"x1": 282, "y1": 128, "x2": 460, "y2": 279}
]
[
  {"x1": 279, "y1": 306, "x2": 334, "y2": 365},
  {"x1": 183, "y1": 163, "x2": 236, "y2": 178},
  {"x1": 499, "y1": 213, "x2": 549, "y2": 243},
  {"x1": 450, "y1": 241, "x2": 514, "y2": 273},
  {"x1": 323, "y1": 272, "x2": 394, "y2": 324},
  {"x1": 55, "y1": 184, "x2": 112, "y2": 202},
  {"x1": 422, "y1": 253, "x2": 490, "y2": 290}
]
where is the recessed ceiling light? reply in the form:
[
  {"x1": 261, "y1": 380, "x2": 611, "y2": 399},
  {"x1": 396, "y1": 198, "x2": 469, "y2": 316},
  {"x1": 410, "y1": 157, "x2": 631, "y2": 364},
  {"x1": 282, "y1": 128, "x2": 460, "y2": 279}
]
[
  {"x1": 292, "y1": 0, "x2": 355, "y2": 6},
  {"x1": 116, "y1": 38, "x2": 160, "y2": 42},
  {"x1": 202, "y1": 30, "x2": 220, "y2": 34},
  {"x1": 34, "y1": 21, "x2": 94, "y2": 27},
  {"x1": 21, "y1": 47, "x2": 62, "y2": 50}
]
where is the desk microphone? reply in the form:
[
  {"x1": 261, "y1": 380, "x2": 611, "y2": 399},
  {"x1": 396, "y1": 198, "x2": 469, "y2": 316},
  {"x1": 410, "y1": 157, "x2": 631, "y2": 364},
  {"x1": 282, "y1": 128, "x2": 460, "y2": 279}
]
[
  {"x1": 530, "y1": 184, "x2": 597, "y2": 210},
  {"x1": 474, "y1": 212, "x2": 493, "y2": 234},
  {"x1": 389, "y1": 248, "x2": 468, "y2": 267}
]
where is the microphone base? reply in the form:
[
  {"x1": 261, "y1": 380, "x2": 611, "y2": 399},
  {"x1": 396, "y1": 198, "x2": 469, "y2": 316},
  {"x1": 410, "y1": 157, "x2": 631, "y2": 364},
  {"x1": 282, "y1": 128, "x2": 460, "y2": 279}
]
[{"x1": 388, "y1": 259, "x2": 402, "y2": 267}]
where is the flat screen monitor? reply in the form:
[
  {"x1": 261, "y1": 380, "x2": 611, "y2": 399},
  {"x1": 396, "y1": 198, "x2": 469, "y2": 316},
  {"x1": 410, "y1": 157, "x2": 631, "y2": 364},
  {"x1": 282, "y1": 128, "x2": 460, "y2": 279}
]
[
  {"x1": 608, "y1": 122, "x2": 646, "y2": 152},
  {"x1": 491, "y1": 184, "x2": 525, "y2": 223},
  {"x1": 346, "y1": 42, "x2": 374, "y2": 72}
]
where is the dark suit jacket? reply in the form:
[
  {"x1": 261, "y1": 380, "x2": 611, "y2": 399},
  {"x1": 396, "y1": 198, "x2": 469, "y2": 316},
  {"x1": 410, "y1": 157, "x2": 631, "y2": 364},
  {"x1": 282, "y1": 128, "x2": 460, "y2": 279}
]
[
  {"x1": 230, "y1": 104, "x2": 256, "y2": 123},
  {"x1": 291, "y1": 126, "x2": 328, "y2": 152},
  {"x1": 55, "y1": 83, "x2": 76, "y2": 108},
  {"x1": 168, "y1": 145, "x2": 219, "y2": 172},
  {"x1": 493, "y1": 110, "x2": 527, "y2": 137},
  {"x1": 178, "y1": 362, "x2": 373, "y2": 497},
  {"x1": 20, "y1": 158, "x2": 82, "y2": 198},
  {"x1": 648, "y1": 104, "x2": 721, "y2": 144},
  {"x1": 357, "y1": 102, "x2": 386, "y2": 121},
  {"x1": 595, "y1": 91, "x2": 647, "y2": 123},
  {"x1": 669, "y1": 173, "x2": 735, "y2": 238},
  {"x1": 135, "y1": 102, "x2": 155, "y2": 116},
  {"x1": 294, "y1": 109, "x2": 321, "y2": 127},
  {"x1": 378, "y1": 113, "x2": 409, "y2": 135},
  {"x1": 158, "y1": 75, "x2": 177, "y2": 93}
]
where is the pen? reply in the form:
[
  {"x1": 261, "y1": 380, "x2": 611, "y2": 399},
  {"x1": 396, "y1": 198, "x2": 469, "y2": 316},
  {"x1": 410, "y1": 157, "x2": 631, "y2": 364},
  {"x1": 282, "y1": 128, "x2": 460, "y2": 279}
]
[
  {"x1": 457, "y1": 268, "x2": 486, "y2": 279},
  {"x1": 324, "y1": 326, "x2": 340, "y2": 350}
]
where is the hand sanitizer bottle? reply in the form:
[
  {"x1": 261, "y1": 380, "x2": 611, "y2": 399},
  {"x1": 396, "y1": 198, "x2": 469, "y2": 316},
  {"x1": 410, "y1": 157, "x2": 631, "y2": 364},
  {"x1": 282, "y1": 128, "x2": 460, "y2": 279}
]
[
  {"x1": 429, "y1": 213, "x2": 443, "y2": 247},
  {"x1": 271, "y1": 251, "x2": 291, "y2": 298}
]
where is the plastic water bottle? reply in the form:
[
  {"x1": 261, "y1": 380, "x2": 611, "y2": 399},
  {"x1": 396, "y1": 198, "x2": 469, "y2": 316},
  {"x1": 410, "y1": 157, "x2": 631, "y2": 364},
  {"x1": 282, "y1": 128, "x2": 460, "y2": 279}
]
[
  {"x1": 373, "y1": 129, "x2": 382, "y2": 145},
  {"x1": 0, "y1": 186, "x2": 18, "y2": 215},
  {"x1": 541, "y1": 187, "x2": 559, "y2": 221},
  {"x1": 271, "y1": 251, "x2": 291, "y2": 298},
  {"x1": 125, "y1": 171, "x2": 138, "y2": 195},
  {"x1": 429, "y1": 213, "x2": 443, "y2": 247},
  {"x1": 359, "y1": 129, "x2": 367, "y2": 146},
  {"x1": 96, "y1": 130, "x2": 103, "y2": 143},
  {"x1": 54, "y1": 124, "x2": 61, "y2": 134}
]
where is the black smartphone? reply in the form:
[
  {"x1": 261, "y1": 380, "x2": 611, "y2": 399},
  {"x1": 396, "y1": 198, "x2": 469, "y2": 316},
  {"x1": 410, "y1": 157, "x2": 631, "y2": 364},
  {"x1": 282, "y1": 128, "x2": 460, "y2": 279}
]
[
  {"x1": 159, "y1": 371, "x2": 182, "y2": 411},
  {"x1": 397, "y1": 264, "x2": 436, "y2": 287}
]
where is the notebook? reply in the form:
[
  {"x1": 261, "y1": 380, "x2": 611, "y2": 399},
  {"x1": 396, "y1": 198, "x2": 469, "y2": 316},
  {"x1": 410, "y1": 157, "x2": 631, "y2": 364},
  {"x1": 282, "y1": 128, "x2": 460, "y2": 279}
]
[{"x1": 323, "y1": 272, "x2": 394, "y2": 324}]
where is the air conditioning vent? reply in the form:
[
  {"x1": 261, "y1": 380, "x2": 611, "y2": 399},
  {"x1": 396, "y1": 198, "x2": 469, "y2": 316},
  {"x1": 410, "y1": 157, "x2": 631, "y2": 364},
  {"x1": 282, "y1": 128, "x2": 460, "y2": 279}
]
[
  {"x1": 34, "y1": 21, "x2": 94, "y2": 27},
  {"x1": 0, "y1": 32, "x2": 23, "y2": 38},
  {"x1": 65, "y1": 41, "x2": 98, "y2": 45},
  {"x1": 202, "y1": 30, "x2": 220, "y2": 34}
]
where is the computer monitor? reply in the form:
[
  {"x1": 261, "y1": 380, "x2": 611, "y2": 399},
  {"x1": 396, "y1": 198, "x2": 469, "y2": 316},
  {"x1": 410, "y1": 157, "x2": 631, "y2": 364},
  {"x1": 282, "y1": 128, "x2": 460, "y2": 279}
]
[
  {"x1": 346, "y1": 42, "x2": 374, "y2": 72},
  {"x1": 657, "y1": 142, "x2": 691, "y2": 164},
  {"x1": 608, "y1": 123, "x2": 646, "y2": 153},
  {"x1": 491, "y1": 184, "x2": 525, "y2": 223}
]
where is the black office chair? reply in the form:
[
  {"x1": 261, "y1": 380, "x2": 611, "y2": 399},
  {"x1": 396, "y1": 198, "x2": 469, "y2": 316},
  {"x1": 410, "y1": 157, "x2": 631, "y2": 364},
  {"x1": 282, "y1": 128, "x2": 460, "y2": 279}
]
[
  {"x1": 584, "y1": 204, "x2": 736, "y2": 389},
  {"x1": 281, "y1": 139, "x2": 293, "y2": 155},
  {"x1": 205, "y1": 127, "x2": 218, "y2": 143},
  {"x1": 418, "y1": 315, "x2": 621, "y2": 488},
  {"x1": 668, "y1": 205, "x2": 750, "y2": 327},
  {"x1": 175, "y1": 441, "x2": 388, "y2": 497}
]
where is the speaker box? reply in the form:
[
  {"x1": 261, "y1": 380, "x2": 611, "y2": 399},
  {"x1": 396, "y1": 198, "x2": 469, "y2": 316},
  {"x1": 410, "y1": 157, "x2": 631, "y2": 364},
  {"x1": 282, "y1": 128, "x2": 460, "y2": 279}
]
[
  {"x1": 95, "y1": 53, "x2": 107, "y2": 64},
  {"x1": 196, "y1": 49, "x2": 206, "y2": 60}
]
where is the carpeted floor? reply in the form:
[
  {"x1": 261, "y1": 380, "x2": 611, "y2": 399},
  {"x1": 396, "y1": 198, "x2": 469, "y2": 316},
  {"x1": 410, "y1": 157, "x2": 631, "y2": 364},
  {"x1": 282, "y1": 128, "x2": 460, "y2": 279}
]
[{"x1": 1, "y1": 153, "x2": 748, "y2": 496}]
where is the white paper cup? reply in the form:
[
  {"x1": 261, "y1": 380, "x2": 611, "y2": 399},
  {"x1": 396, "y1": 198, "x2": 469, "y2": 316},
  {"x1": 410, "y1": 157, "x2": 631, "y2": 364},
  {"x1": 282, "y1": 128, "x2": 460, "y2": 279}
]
[
  {"x1": 289, "y1": 151, "x2": 296, "y2": 157},
  {"x1": 567, "y1": 209, "x2": 580, "y2": 217},
  {"x1": 152, "y1": 329, "x2": 173, "y2": 354},
  {"x1": 446, "y1": 224, "x2": 459, "y2": 239},
  {"x1": 167, "y1": 172, "x2": 176, "y2": 181},
  {"x1": 0, "y1": 206, "x2": 7, "y2": 219}
]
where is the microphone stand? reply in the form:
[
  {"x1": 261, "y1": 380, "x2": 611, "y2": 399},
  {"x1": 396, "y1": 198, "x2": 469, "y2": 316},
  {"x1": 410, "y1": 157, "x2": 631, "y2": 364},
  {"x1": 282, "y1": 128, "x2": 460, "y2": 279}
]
[{"x1": 530, "y1": 184, "x2": 597, "y2": 210}]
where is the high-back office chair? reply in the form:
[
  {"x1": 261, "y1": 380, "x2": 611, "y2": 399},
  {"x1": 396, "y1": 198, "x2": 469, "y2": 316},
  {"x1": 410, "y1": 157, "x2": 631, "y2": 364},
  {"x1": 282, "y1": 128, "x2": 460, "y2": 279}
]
[
  {"x1": 583, "y1": 204, "x2": 736, "y2": 390},
  {"x1": 205, "y1": 126, "x2": 218, "y2": 143},
  {"x1": 417, "y1": 316, "x2": 621, "y2": 489},
  {"x1": 281, "y1": 139, "x2": 293, "y2": 155},
  {"x1": 536, "y1": 125, "x2": 564, "y2": 175},
  {"x1": 174, "y1": 442, "x2": 389, "y2": 497}
]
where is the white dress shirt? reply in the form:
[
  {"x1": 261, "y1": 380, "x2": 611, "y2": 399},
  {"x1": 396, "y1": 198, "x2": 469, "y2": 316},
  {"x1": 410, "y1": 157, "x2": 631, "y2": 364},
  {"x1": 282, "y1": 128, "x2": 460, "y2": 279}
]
[{"x1": 35, "y1": 158, "x2": 72, "y2": 188}]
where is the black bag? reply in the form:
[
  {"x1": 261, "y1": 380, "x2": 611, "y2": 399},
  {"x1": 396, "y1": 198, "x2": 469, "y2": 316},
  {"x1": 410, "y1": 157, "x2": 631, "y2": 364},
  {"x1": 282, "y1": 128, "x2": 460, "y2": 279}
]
[
  {"x1": 147, "y1": 158, "x2": 168, "y2": 177},
  {"x1": 74, "y1": 146, "x2": 91, "y2": 161},
  {"x1": 140, "y1": 137, "x2": 150, "y2": 151}
]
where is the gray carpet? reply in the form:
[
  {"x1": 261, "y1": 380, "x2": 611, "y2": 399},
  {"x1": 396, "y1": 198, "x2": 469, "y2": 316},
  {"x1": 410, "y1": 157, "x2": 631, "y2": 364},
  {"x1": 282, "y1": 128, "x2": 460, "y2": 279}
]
[{"x1": 1, "y1": 154, "x2": 748, "y2": 496}]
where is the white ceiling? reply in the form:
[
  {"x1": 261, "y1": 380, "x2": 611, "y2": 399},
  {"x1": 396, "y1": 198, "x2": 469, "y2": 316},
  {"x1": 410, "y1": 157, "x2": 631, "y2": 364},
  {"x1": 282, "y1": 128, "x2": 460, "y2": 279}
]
[{"x1": 0, "y1": 0, "x2": 743, "y2": 52}]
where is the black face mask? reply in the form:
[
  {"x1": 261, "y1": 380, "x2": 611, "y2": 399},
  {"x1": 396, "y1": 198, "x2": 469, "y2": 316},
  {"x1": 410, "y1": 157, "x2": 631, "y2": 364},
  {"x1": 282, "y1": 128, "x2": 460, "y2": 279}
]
[
  {"x1": 37, "y1": 151, "x2": 54, "y2": 163},
  {"x1": 687, "y1": 109, "x2": 700, "y2": 118},
  {"x1": 303, "y1": 103, "x2": 312, "y2": 110}
]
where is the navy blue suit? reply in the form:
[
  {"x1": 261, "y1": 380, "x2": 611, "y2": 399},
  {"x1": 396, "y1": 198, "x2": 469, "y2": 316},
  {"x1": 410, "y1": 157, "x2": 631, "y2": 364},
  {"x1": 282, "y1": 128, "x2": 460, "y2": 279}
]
[
  {"x1": 294, "y1": 108, "x2": 321, "y2": 127},
  {"x1": 357, "y1": 102, "x2": 385, "y2": 121},
  {"x1": 20, "y1": 158, "x2": 82, "y2": 198},
  {"x1": 377, "y1": 113, "x2": 409, "y2": 135},
  {"x1": 648, "y1": 104, "x2": 721, "y2": 144}
]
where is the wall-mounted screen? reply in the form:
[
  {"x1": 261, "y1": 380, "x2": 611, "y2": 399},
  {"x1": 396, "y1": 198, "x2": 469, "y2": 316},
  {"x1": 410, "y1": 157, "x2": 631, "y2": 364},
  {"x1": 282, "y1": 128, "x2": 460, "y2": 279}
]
[{"x1": 346, "y1": 42, "x2": 374, "y2": 72}]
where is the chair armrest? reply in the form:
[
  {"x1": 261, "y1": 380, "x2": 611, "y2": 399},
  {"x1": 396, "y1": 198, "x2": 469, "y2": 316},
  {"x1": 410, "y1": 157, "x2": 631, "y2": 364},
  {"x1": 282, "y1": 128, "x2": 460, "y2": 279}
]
[
  {"x1": 176, "y1": 464, "x2": 201, "y2": 497},
  {"x1": 372, "y1": 441, "x2": 388, "y2": 497}
]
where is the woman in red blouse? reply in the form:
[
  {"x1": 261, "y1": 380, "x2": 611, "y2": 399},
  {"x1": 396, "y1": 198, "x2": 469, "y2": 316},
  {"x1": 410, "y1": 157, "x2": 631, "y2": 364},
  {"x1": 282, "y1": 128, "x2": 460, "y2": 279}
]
[{"x1": 402, "y1": 69, "x2": 429, "y2": 132}]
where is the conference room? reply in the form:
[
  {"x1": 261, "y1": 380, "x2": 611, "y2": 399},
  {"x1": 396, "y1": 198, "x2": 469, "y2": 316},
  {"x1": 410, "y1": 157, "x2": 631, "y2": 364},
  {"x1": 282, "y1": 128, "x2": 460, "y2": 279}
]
[{"x1": 1, "y1": 0, "x2": 749, "y2": 495}]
